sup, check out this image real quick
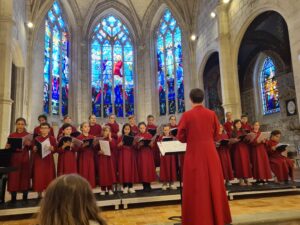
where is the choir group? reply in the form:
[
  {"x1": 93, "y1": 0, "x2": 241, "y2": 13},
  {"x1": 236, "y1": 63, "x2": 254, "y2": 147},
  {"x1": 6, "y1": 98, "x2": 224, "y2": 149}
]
[
  {"x1": 219, "y1": 112, "x2": 294, "y2": 187},
  {"x1": 4, "y1": 111, "x2": 295, "y2": 203}
]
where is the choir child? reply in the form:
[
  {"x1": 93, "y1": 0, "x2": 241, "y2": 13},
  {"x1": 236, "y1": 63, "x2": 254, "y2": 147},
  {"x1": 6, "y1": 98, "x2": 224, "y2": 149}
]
[
  {"x1": 97, "y1": 126, "x2": 117, "y2": 195},
  {"x1": 223, "y1": 112, "x2": 233, "y2": 136},
  {"x1": 157, "y1": 124, "x2": 177, "y2": 190},
  {"x1": 231, "y1": 119, "x2": 252, "y2": 186},
  {"x1": 128, "y1": 115, "x2": 139, "y2": 136},
  {"x1": 249, "y1": 122, "x2": 272, "y2": 184},
  {"x1": 135, "y1": 122, "x2": 156, "y2": 192},
  {"x1": 105, "y1": 114, "x2": 119, "y2": 140},
  {"x1": 117, "y1": 124, "x2": 139, "y2": 194},
  {"x1": 241, "y1": 114, "x2": 252, "y2": 133},
  {"x1": 57, "y1": 123, "x2": 78, "y2": 176},
  {"x1": 146, "y1": 115, "x2": 160, "y2": 167},
  {"x1": 32, "y1": 122, "x2": 57, "y2": 198},
  {"x1": 266, "y1": 130, "x2": 294, "y2": 184},
  {"x1": 89, "y1": 114, "x2": 102, "y2": 137},
  {"x1": 57, "y1": 115, "x2": 78, "y2": 139},
  {"x1": 5, "y1": 118, "x2": 31, "y2": 202},
  {"x1": 216, "y1": 124, "x2": 234, "y2": 186},
  {"x1": 76, "y1": 122, "x2": 96, "y2": 188},
  {"x1": 33, "y1": 115, "x2": 55, "y2": 137}
]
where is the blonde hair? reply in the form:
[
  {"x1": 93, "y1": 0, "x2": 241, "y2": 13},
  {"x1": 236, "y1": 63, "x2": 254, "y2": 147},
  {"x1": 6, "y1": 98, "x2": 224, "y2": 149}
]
[{"x1": 38, "y1": 174, "x2": 106, "y2": 225}]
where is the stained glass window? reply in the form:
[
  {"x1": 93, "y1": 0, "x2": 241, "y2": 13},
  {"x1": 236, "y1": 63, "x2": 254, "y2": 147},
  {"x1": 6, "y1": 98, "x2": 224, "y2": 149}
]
[
  {"x1": 91, "y1": 15, "x2": 134, "y2": 118},
  {"x1": 156, "y1": 9, "x2": 185, "y2": 116},
  {"x1": 43, "y1": 1, "x2": 70, "y2": 116},
  {"x1": 260, "y1": 57, "x2": 280, "y2": 115}
]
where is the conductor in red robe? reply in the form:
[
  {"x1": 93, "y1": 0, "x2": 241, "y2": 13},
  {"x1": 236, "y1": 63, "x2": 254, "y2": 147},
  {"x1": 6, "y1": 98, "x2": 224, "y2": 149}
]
[{"x1": 177, "y1": 88, "x2": 231, "y2": 225}]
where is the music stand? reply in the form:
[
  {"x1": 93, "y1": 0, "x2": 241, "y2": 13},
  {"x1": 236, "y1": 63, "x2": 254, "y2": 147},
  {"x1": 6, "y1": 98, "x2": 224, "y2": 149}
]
[
  {"x1": 0, "y1": 149, "x2": 16, "y2": 203},
  {"x1": 157, "y1": 141, "x2": 186, "y2": 223}
]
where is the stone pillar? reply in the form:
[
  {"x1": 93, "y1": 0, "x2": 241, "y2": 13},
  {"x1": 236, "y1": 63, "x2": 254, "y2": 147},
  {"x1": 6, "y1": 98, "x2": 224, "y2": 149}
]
[
  {"x1": 217, "y1": 4, "x2": 242, "y2": 119},
  {"x1": 0, "y1": 0, "x2": 14, "y2": 147}
]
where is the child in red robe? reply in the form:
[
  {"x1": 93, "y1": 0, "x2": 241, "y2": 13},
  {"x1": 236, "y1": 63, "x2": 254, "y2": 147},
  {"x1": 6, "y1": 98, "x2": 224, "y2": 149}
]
[
  {"x1": 76, "y1": 122, "x2": 96, "y2": 188},
  {"x1": 96, "y1": 126, "x2": 117, "y2": 195},
  {"x1": 241, "y1": 114, "x2": 252, "y2": 133},
  {"x1": 89, "y1": 114, "x2": 102, "y2": 137},
  {"x1": 135, "y1": 122, "x2": 156, "y2": 192},
  {"x1": 231, "y1": 119, "x2": 252, "y2": 186},
  {"x1": 117, "y1": 123, "x2": 139, "y2": 194},
  {"x1": 57, "y1": 123, "x2": 78, "y2": 176},
  {"x1": 223, "y1": 112, "x2": 233, "y2": 136},
  {"x1": 105, "y1": 114, "x2": 119, "y2": 140},
  {"x1": 128, "y1": 115, "x2": 139, "y2": 136},
  {"x1": 266, "y1": 130, "x2": 294, "y2": 184},
  {"x1": 57, "y1": 115, "x2": 78, "y2": 139},
  {"x1": 216, "y1": 124, "x2": 234, "y2": 186},
  {"x1": 146, "y1": 115, "x2": 160, "y2": 167},
  {"x1": 157, "y1": 124, "x2": 177, "y2": 190},
  {"x1": 249, "y1": 122, "x2": 272, "y2": 184},
  {"x1": 32, "y1": 122, "x2": 56, "y2": 198},
  {"x1": 33, "y1": 115, "x2": 55, "y2": 137},
  {"x1": 5, "y1": 118, "x2": 31, "y2": 202}
]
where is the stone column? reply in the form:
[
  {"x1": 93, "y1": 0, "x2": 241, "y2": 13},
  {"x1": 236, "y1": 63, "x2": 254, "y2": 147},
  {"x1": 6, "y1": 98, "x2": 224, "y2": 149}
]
[
  {"x1": 0, "y1": 0, "x2": 14, "y2": 147},
  {"x1": 217, "y1": 3, "x2": 242, "y2": 119}
]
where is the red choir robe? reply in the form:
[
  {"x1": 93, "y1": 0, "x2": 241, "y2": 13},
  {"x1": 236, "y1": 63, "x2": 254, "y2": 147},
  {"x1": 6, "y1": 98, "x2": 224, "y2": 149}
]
[
  {"x1": 266, "y1": 140, "x2": 294, "y2": 182},
  {"x1": 89, "y1": 123, "x2": 102, "y2": 137},
  {"x1": 177, "y1": 105, "x2": 231, "y2": 225},
  {"x1": 157, "y1": 135, "x2": 177, "y2": 182},
  {"x1": 32, "y1": 135, "x2": 56, "y2": 192},
  {"x1": 231, "y1": 130, "x2": 252, "y2": 179},
  {"x1": 6, "y1": 131, "x2": 31, "y2": 192},
  {"x1": 56, "y1": 136, "x2": 78, "y2": 176},
  {"x1": 130, "y1": 125, "x2": 139, "y2": 136},
  {"x1": 96, "y1": 137, "x2": 117, "y2": 187},
  {"x1": 223, "y1": 120, "x2": 233, "y2": 137},
  {"x1": 33, "y1": 126, "x2": 55, "y2": 137},
  {"x1": 135, "y1": 132, "x2": 157, "y2": 183},
  {"x1": 249, "y1": 132, "x2": 272, "y2": 180},
  {"x1": 117, "y1": 136, "x2": 139, "y2": 183},
  {"x1": 147, "y1": 124, "x2": 160, "y2": 167},
  {"x1": 216, "y1": 133, "x2": 234, "y2": 181},
  {"x1": 77, "y1": 134, "x2": 96, "y2": 188},
  {"x1": 105, "y1": 122, "x2": 119, "y2": 140},
  {"x1": 57, "y1": 125, "x2": 78, "y2": 140},
  {"x1": 242, "y1": 122, "x2": 252, "y2": 133}
]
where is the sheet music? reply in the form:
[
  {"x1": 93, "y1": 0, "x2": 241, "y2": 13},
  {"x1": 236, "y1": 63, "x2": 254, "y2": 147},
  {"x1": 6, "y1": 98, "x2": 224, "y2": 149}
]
[
  {"x1": 99, "y1": 140, "x2": 111, "y2": 156},
  {"x1": 22, "y1": 133, "x2": 33, "y2": 146},
  {"x1": 257, "y1": 132, "x2": 271, "y2": 142},
  {"x1": 41, "y1": 138, "x2": 51, "y2": 159},
  {"x1": 157, "y1": 140, "x2": 186, "y2": 156}
]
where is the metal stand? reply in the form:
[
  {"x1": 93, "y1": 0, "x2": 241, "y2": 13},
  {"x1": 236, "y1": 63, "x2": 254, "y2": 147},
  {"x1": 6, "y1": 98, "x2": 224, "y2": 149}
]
[{"x1": 168, "y1": 153, "x2": 183, "y2": 223}]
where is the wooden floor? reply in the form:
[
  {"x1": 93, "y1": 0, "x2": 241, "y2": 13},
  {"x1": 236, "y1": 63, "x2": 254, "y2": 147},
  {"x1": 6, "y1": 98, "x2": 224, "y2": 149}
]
[{"x1": 0, "y1": 194, "x2": 300, "y2": 225}]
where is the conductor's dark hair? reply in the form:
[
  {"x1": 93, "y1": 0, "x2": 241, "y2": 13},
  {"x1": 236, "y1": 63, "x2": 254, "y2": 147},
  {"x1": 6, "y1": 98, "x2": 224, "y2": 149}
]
[
  {"x1": 40, "y1": 122, "x2": 51, "y2": 128},
  {"x1": 271, "y1": 130, "x2": 281, "y2": 137},
  {"x1": 189, "y1": 88, "x2": 204, "y2": 103},
  {"x1": 138, "y1": 122, "x2": 147, "y2": 128},
  {"x1": 61, "y1": 123, "x2": 72, "y2": 131},
  {"x1": 122, "y1": 123, "x2": 133, "y2": 136},
  {"x1": 38, "y1": 114, "x2": 47, "y2": 121},
  {"x1": 16, "y1": 117, "x2": 27, "y2": 125}
]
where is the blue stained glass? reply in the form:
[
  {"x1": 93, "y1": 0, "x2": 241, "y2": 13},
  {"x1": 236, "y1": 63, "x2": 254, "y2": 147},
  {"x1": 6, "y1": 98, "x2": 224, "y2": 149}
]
[
  {"x1": 44, "y1": 1, "x2": 70, "y2": 116},
  {"x1": 91, "y1": 15, "x2": 134, "y2": 117},
  {"x1": 156, "y1": 9, "x2": 185, "y2": 115},
  {"x1": 260, "y1": 57, "x2": 280, "y2": 115}
]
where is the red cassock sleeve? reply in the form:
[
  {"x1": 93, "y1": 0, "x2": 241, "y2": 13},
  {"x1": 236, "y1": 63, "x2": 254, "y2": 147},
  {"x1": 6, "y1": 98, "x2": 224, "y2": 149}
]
[{"x1": 177, "y1": 113, "x2": 187, "y2": 143}]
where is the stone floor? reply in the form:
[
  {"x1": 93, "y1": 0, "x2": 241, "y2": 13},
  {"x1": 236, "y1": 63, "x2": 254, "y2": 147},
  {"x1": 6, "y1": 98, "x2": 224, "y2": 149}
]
[{"x1": 0, "y1": 194, "x2": 300, "y2": 225}]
